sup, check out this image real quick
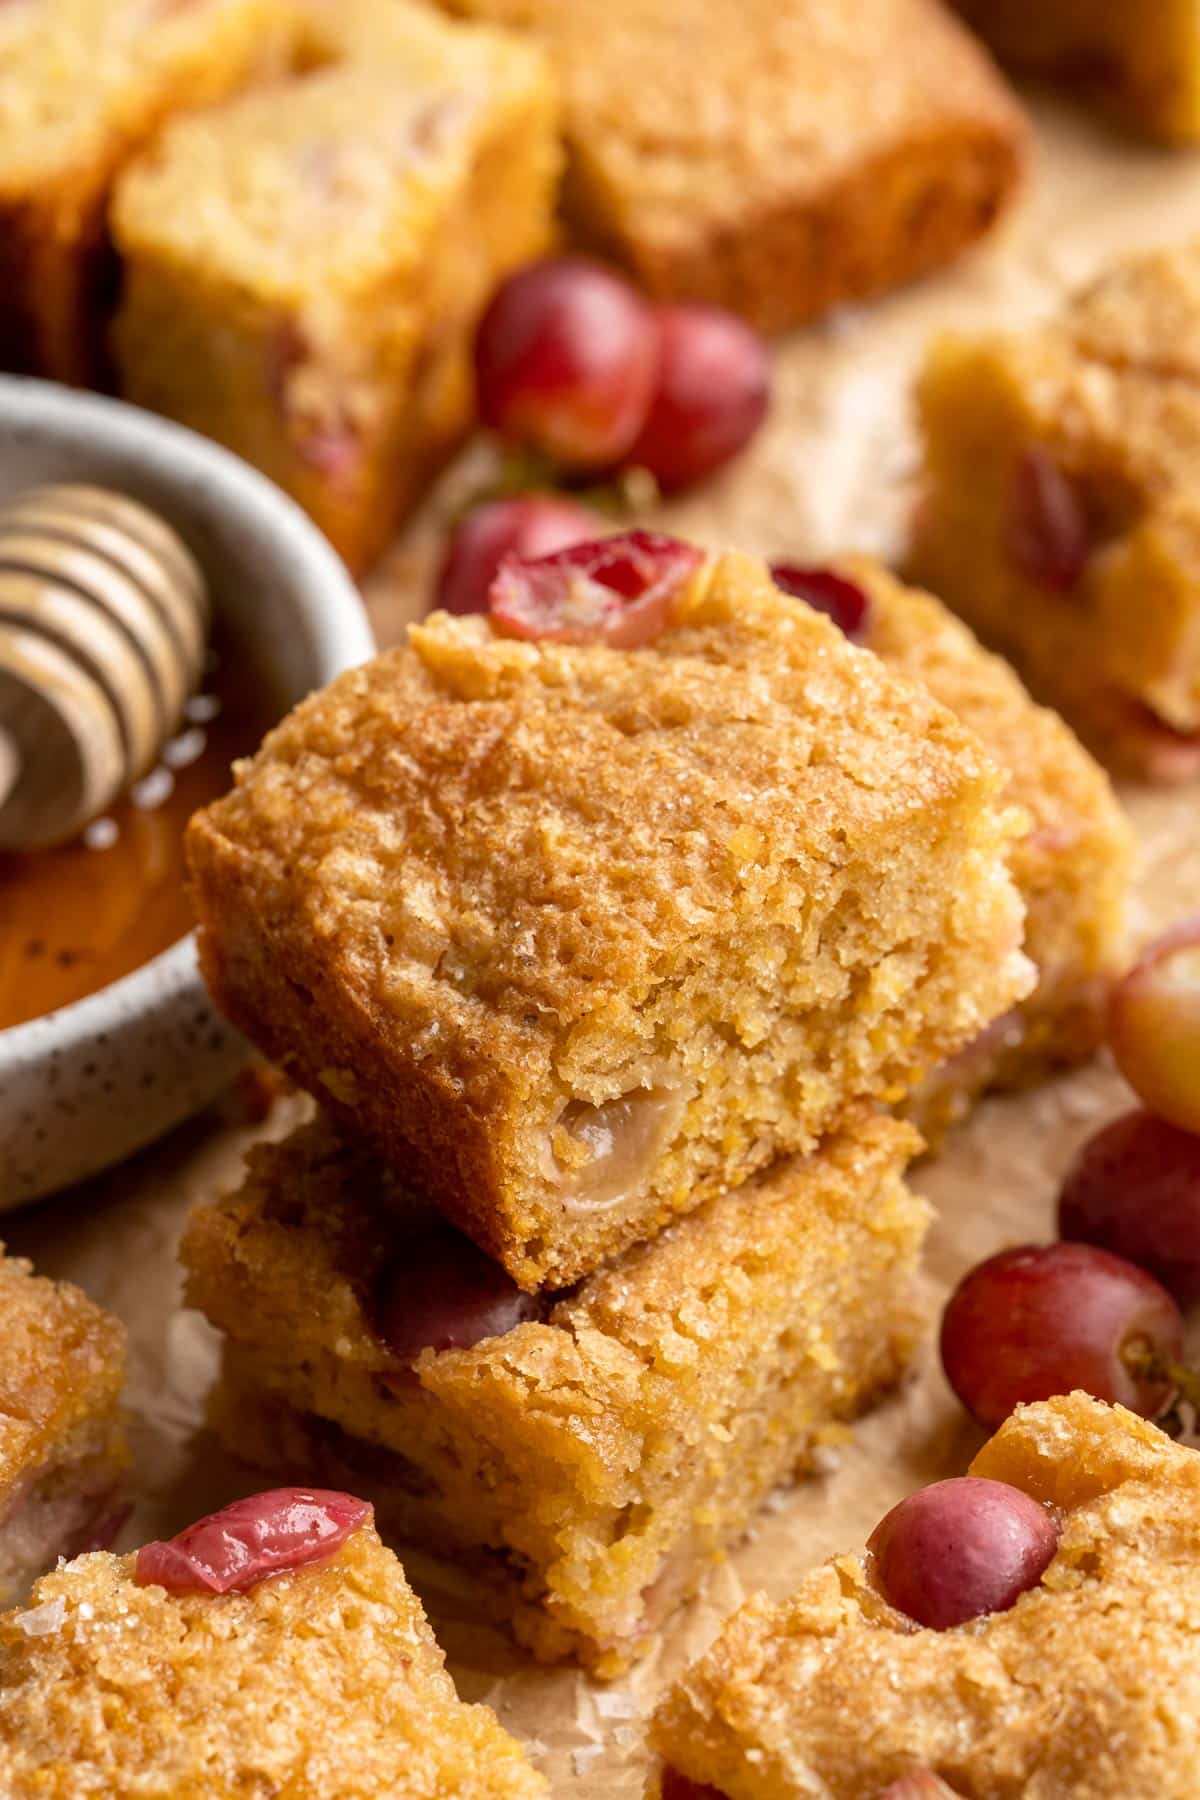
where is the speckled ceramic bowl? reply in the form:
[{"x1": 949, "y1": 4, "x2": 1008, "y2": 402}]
[{"x1": 0, "y1": 378, "x2": 373, "y2": 1208}]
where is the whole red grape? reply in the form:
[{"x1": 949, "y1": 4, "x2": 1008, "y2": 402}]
[
  {"x1": 940, "y1": 1242, "x2": 1182, "y2": 1428},
  {"x1": 627, "y1": 303, "x2": 769, "y2": 489},
  {"x1": 867, "y1": 1476, "x2": 1059, "y2": 1630},
  {"x1": 771, "y1": 564, "x2": 872, "y2": 640},
  {"x1": 489, "y1": 529, "x2": 703, "y2": 648},
  {"x1": 1058, "y1": 1109, "x2": 1200, "y2": 1305},
  {"x1": 435, "y1": 494, "x2": 601, "y2": 616},
  {"x1": 474, "y1": 257, "x2": 659, "y2": 470},
  {"x1": 1107, "y1": 916, "x2": 1200, "y2": 1136}
]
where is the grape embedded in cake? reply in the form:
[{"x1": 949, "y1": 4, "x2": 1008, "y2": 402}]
[
  {"x1": 0, "y1": 1488, "x2": 547, "y2": 1798},
  {"x1": 182, "y1": 1107, "x2": 930, "y2": 1674},
  {"x1": 187, "y1": 541, "x2": 1032, "y2": 1289},
  {"x1": 438, "y1": 0, "x2": 1028, "y2": 333},
  {"x1": 785, "y1": 557, "x2": 1132, "y2": 1134},
  {"x1": 0, "y1": 1250, "x2": 128, "y2": 1611},
  {"x1": 913, "y1": 242, "x2": 1200, "y2": 781},
  {"x1": 649, "y1": 1392, "x2": 1200, "y2": 1799},
  {"x1": 110, "y1": 0, "x2": 560, "y2": 573}
]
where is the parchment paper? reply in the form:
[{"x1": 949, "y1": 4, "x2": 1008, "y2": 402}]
[{"x1": 7, "y1": 95, "x2": 1200, "y2": 1796}]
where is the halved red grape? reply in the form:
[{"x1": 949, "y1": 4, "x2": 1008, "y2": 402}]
[
  {"x1": 771, "y1": 563, "x2": 871, "y2": 640},
  {"x1": 1058, "y1": 1109, "x2": 1200, "y2": 1305},
  {"x1": 628, "y1": 303, "x2": 769, "y2": 490},
  {"x1": 376, "y1": 1221, "x2": 543, "y2": 1361},
  {"x1": 435, "y1": 494, "x2": 601, "y2": 617},
  {"x1": 867, "y1": 1476, "x2": 1058, "y2": 1630},
  {"x1": 940, "y1": 1242, "x2": 1182, "y2": 1428},
  {"x1": 474, "y1": 257, "x2": 659, "y2": 470},
  {"x1": 135, "y1": 1489, "x2": 371, "y2": 1595},
  {"x1": 1108, "y1": 916, "x2": 1200, "y2": 1135},
  {"x1": 489, "y1": 530, "x2": 703, "y2": 648},
  {"x1": 1006, "y1": 445, "x2": 1090, "y2": 592}
]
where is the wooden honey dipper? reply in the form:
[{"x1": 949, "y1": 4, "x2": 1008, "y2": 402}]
[{"x1": 0, "y1": 483, "x2": 210, "y2": 851}]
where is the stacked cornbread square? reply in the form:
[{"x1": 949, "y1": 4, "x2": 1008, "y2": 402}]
[
  {"x1": 913, "y1": 241, "x2": 1200, "y2": 780},
  {"x1": 0, "y1": 0, "x2": 292, "y2": 386},
  {"x1": 437, "y1": 0, "x2": 1028, "y2": 332},
  {"x1": 111, "y1": 0, "x2": 560, "y2": 572},
  {"x1": 183, "y1": 1108, "x2": 929, "y2": 1673},
  {"x1": 184, "y1": 540, "x2": 1033, "y2": 1664}
]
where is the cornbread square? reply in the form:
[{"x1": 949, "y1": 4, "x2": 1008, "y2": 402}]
[
  {"x1": 847, "y1": 558, "x2": 1132, "y2": 1127},
  {"x1": 913, "y1": 242, "x2": 1200, "y2": 781},
  {"x1": 955, "y1": 1, "x2": 1200, "y2": 143},
  {"x1": 111, "y1": 0, "x2": 560, "y2": 573},
  {"x1": 649, "y1": 1393, "x2": 1200, "y2": 1800},
  {"x1": 187, "y1": 548, "x2": 1031, "y2": 1289},
  {"x1": 183, "y1": 1109, "x2": 930, "y2": 1674},
  {"x1": 0, "y1": 1509, "x2": 547, "y2": 1799},
  {"x1": 0, "y1": 1249, "x2": 128, "y2": 1610},
  {"x1": 0, "y1": 0, "x2": 291, "y2": 386},
  {"x1": 438, "y1": 0, "x2": 1028, "y2": 333}
]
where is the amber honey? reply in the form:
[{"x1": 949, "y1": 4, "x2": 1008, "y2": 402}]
[{"x1": 0, "y1": 637, "x2": 276, "y2": 1032}]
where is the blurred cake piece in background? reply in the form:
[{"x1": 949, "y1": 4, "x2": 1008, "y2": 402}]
[
  {"x1": 912, "y1": 240, "x2": 1200, "y2": 782},
  {"x1": 111, "y1": 0, "x2": 560, "y2": 573},
  {"x1": 438, "y1": 0, "x2": 1029, "y2": 332},
  {"x1": 0, "y1": 0, "x2": 293, "y2": 386},
  {"x1": 955, "y1": 1, "x2": 1200, "y2": 143}
]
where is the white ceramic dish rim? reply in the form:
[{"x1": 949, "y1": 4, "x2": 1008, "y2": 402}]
[{"x1": 0, "y1": 377, "x2": 373, "y2": 1180}]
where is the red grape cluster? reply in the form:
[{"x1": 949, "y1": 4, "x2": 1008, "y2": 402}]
[
  {"x1": 436, "y1": 257, "x2": 770, "y2": 616},
  {"x1": 941, "y1": 918, "x2": 1200, "y2": 1430}
]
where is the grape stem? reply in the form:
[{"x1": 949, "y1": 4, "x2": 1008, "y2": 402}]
[{"x1": 1122, "y1": 1336, "x2": 1200, "y2": 1416}]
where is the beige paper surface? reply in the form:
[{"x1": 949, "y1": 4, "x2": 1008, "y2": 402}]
[{"x1": 6, "y1": 96, "x2": 1200, "y2": 1796}]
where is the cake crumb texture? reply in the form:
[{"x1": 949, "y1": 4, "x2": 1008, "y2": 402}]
[{"x1": 0, "y1": 1521, "x2": 548, "y2": 1798}]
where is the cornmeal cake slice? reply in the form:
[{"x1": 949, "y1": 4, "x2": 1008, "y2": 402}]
[
  {"x1": 0, "y1": 0, "x2": 292, "y2": 385},
  {"x1": 111, "y1": 0, "x2": 559, "y2": 573},
  {"x1": 0, "y1": 1488, "x2": 547, "y2": 1798},
  {"x1": 187, "y1": 541, "x2": 1031, "y2": 1288},
  {"x1": 955, "y1": 1, "x2": 1200, "y2": 143},
  {"x1": 841, "y1": 558, "x2": 1131, "y2": 1130},
  {"x1": 649, "y1": 1393, "x2": 1200, "y2": 1800},
  {"x1": 438, "y1": 0, "x2": 1028, "y2": 333},
  {"x1": 183, "y1": 1108, "x2": 930, "y2": 1674},
  {"x1": 913, "y1": 241, "x2": 1200, "y2": 781},
  {"x1": 0, "y1": 1249, "x2": 128, "y2": 1610}
]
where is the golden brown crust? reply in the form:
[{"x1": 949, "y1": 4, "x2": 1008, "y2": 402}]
[
  {"x1": 183, "y1": 1108, "x2": 929, "y2": 1670},
  {"x1": 0, "y1": 1523, "x2": 548, "y2": 1799},
  {"x1": 188, "y1": 550, "x2": 1031, "y2": 1288},
  {"x1": 650, "y1": 1394, "x2": 1200, "y2": 1799},
  {"x1": 912, "y1": 242, "x2": 1200, "y2": 773},
  {"x1": 440, "y1": 0, "x2": 1028, "y2": 330}
]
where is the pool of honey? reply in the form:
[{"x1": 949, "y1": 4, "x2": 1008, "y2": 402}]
[{"x1": 0, "y1": 641, "x2": 277, "y2": 1032}]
